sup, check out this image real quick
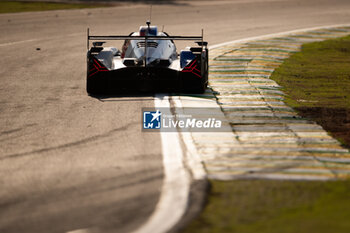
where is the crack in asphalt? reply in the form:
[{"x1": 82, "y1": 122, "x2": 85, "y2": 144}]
[{"x1": 0, "y1": 121, "x2": 139, "y2": 161}]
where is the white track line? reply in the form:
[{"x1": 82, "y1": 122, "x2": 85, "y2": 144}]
[
  {"x1": 132, "y1": 94, "x2": 191, "y2": 233},
  {"x1": 172, "y1": 96, "x2": 207, "y2": 180},
  {"x1": 209, "y1": 23, "x2": 350, "y2": 50},
  {"x1": 0, "y1": 39, "x2": 39, "y2": 47},
  {"x1": 0, "y1": 33, "x2": 83, "y2": 47}
]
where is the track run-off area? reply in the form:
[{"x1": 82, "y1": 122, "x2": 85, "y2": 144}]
[
  {"x1": 2, "y1": 1, "x2": 350, "y2": 233},
  {"x1": 193, "y1": 25, "x2": 350, "y2": 181}
]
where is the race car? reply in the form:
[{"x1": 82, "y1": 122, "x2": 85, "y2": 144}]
[{"x1": 86, "y1": 21, "x2": 208, "y2": 94}]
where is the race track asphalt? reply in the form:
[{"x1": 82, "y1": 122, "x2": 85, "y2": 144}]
[{"x1": 1, "y1": 0, "x2": 350, "y2": 232}]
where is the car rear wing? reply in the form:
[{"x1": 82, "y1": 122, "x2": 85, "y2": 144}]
[{"x1": 87, "y1": 28, "x2": 207, "y2": 50}]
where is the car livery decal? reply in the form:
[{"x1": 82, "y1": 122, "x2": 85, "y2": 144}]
[
  {"x1": 89, "y1": 57, "x2": 109, "y2": 78},
  {"x1": 181, "y1": 58, "x2": 201, "y2": 78}
]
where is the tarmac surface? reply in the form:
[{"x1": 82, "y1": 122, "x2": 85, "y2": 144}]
[{"x1": 1, "y1": 0, "x2": 350, "y2": 232}]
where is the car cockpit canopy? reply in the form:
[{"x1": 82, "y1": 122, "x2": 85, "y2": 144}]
[{"x1": 139, "y1": 26, "x2": 158, "y2": 36}]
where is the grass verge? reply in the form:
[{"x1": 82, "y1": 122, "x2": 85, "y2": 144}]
[
  {"x1": 0, "y1": 1, "x2": 108, "y2": 14},
  {"x1": 183, "y1": 35, "x2": 350, "y2": 233},
  {"x1": 270, "y1": 35, "x2": 350, "y2": 148},
  {"x1": 182, "y1": 179, "x2": 350, "y2": 233}
]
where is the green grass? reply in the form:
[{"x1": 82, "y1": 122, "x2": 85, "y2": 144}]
[
  {"x1": 269, "y1": 35, "x2": 350, "y2": 148},
  {"x1": 0, "y1": 1, "x2": 108, "y2": 14},
  {"x1": 270, "y1": 35, "x2": 350, "y2": 109},
  {"x1": 183, "y1": 179, "x2": 350, "y2": 233}
]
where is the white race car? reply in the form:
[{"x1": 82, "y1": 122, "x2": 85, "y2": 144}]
[{"x1": 86, "y1": 21, "x2": 208, "y2": 94}]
